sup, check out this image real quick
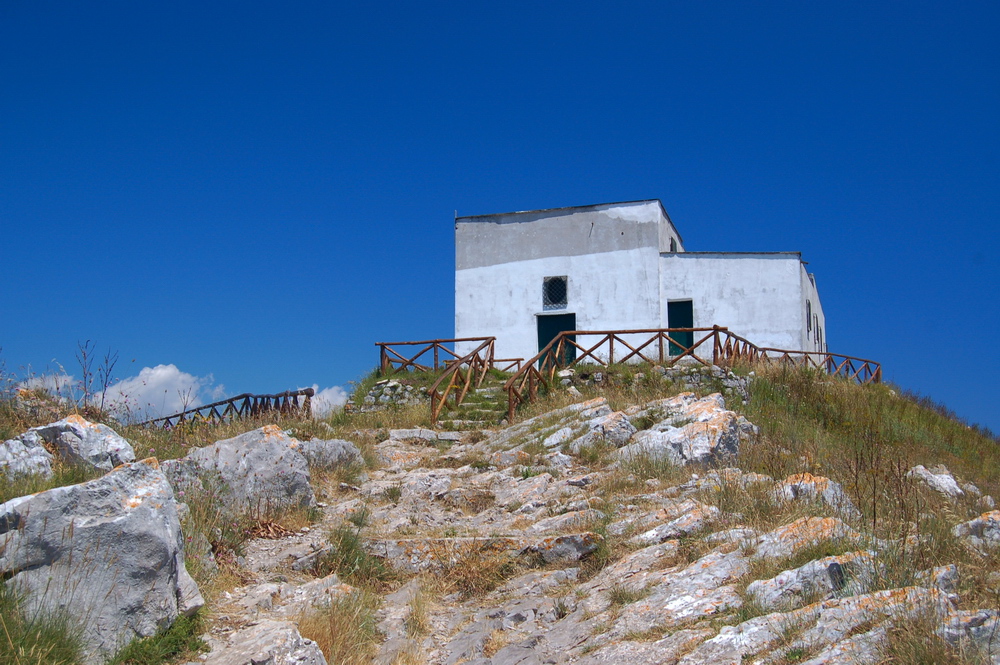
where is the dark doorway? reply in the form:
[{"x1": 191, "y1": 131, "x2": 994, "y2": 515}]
[
  {"x1": 667, "y1": 300, "x2": 694, "y2": 354},
  {"x1": 537, "y1": 313, "x2": 576, "y2": 365}
]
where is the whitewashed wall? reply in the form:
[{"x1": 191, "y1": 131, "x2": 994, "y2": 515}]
[
  {"x1": 455, "y1": 246, "x2": 662, "y2": 362},
  {"x1": 800, "y1": 268, "x2": 826, "y2": 352},
  {"x1": 455, "y1": 200, "x2": 826, "y2": 364},
  {"x1": 658, "y1": 253, "x2": 806, "y2": 351}
]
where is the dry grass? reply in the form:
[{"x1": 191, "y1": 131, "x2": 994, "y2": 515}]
[
  {"x1": 879, "y1": 610, "x2": 990, "y2": 664},
  {"x1": 738, "y1": 364, "x2": 1000, "y2": 509},
  {"x1": 180, "y1": 476, "x2": 318, "y2": 593},
  {"x1": 298, "y1": 589, "x2": 381, "y2": 665},
  {"x1": 0, "y1": 582, "x2": 84, "y2": 665},
  {"x1": 405, "y1": 583, "x2": 431, "y2": 638},
  {"x1": 0, "y1": 461, "x2": 105, "y2": 505},
  {"x1": 735, "y1": 365, "x2": 1000, "y2": 608},
  {"x1": 439, "y1": 546, "x2": 525, "y2": 599},
  {"x1": 312, "y1": 523, "x2": 397, "y2": 591}
]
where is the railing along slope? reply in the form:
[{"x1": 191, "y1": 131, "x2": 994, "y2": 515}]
[
  {"x1": 141, "y1": 388, "x2": 315, "y2": 428},
  {"x1": 374, "y1": 337, "x2": 522, "y2": 423},
  {"x1": 504, "y1": 326, "x2": 881, "y2": 420}
]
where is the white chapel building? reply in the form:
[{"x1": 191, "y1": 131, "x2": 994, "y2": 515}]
[{"x1": 455, "y1": 199, "x2": 826, "y2": 362}]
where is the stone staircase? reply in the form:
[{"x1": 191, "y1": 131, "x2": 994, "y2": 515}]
[{"x1": 435, "y1": 374, "x2": 509, "y2": 429}]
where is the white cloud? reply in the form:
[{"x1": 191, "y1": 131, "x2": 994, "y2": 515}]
[
  {"x1": 98, "y1": 364, "x2": 218, "y2": 421},
  {"x1": 309, "y1": 384, "x2": 348, "y2": 418},
  {"x1": 19, "y1": 373, "x2": 75, "y2": 397}
]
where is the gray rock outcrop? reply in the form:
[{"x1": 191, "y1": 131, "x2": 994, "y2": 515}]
[
  {"x1": 162, "y1": 425, "x2": 315, "y2": 514},
  {"x1": 0, "y1": 414, "x2": 135, "y2": 477},
  {"x1": 296, "y1": 437, "x2": 363, "y2": 469},
  {"x1": 952, "y1": 510, "x2": 1000, "y2": 550},
  {"x1": 907, "y1": 464, "x2": 964, "y2": 498},
  {"x1": 617, "y1": 393, "x2": 755, "y2": 465},
  {"x1": 746, "y1": 551, "x2": 877, "y2": 610},
  {"x1": 200, "y1": 619, "x2": 328, "y2": 665},
  {"x1": 0, "y1": 459, "x2": 203, "y2": 664},
  {"x1": 0, "y1": 430, "x2": 54, "y2": 476}
]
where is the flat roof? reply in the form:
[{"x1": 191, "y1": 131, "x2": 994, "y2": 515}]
[
  {"x1": 455, "y1": 198, "x2": 684, "y2": 245},
  {"x1": 672, "y1": 251, "x2": 802, "y2": 256},
  {"x1": 455, "y1": 198, "x2": 667, "y2": 221}
]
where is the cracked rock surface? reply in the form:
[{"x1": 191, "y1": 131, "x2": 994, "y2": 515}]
[{"x1": 174, "y1": 392, "x2": 999, "y2": 664}]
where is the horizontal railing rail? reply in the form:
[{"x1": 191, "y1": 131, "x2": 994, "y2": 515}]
[
  {"x1": 141, "y1": 388, "x2": 315, "y2": 428},
  {"x1": 504, "y1": 326, "x2": 881, "y2": 420},
  {"x1": 493, "y1": 358, "x2": 524, "y2": 372},
  {"x1": 372, "y1": 338, "x2": 525, "y2": 422},
  {"x1": 376, "y1": 337, "x2": 495, "y2": 374}
]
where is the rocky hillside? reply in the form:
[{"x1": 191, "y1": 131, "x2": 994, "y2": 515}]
[{"x1": 2, "y1": 365, "x2": 999, "y2": 664}]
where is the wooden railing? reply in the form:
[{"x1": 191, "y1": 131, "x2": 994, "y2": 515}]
[
  {"x1": 504, "y1": 326, "x2": 881, "y2": 420},
  {"x1": 428, "y1": 337, "x2": 495, "y2": 422},
  {"x1": 374, "y1": 337, "x2": 524, "y2": 422},
  {"x1": 376, "y1": 337, "x2": 496, "y2": 373},
  {"x1": 141, "y1": 388, "x2": 315, "y2": 428}
]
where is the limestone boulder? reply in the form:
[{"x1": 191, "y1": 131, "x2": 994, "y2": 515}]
[
  {"x1": 0, "y1": 460, "x2": 203, "y2": 664},
  {"x1": 629, "y1": 501, "x2": 720, "y2": 545},
  {"x1": 616, "y1": 393, "x2": 755, "y2": 466},
  {"x1": 295, "y1": 437, "x2": 363, "y2": 469},
  {"x1": 680, "y1": 586, "x2": 953, "y2": 664},
  {"x1": 908, "y1": 464, "x2": 964, "y2": 498},
  {"x1": 0, "y1": 430, "x2": 54, "y2": 476},
  {"x1": 586, "y1": 411, "x2": 637, "y2": 447},
  {"x1": 952, "y1": 510, "x2": 1000, "y2": 550},
  {"x1": 389, "y1": 428, "x2": 438, "y2": 442},
  {"x1": 1, "y1": 415, "x2": 135, "y2": 476},
  {"x1": 201, "y1": 619, "x2": 328, "y2": 665},
  {"x1": 938, "y1": 609, "x2": 1000, "y2": 663},
  {"x1": 162, "y1": 425, "x2": 315, "y2": 514},
  {"x1": 774, "y1": 472, "x2": 860, "y2": 517},
  {"x1": 542, "y1": 427, "x2": 575, "y2": 448},
  {"x1": 745, "y1": 551, "x2": 877, "y2": 610},
  {"x1": 752, "y1": 516, "x2": 864, "y2": 561}
]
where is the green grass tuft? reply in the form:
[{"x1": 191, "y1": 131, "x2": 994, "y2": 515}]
[
  {"x1": 107, "y1": 615, "x2": 206, "y2": 665},
  {"x1": 0, "y1": 582, "x2": 85, "y2": 665}
]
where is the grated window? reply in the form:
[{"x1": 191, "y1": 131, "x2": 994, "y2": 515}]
[{"x1": 543, "y1": 276, "x2": 568, "y2": 310}]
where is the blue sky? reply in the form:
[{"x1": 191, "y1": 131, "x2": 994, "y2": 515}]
[{"x1": 2, "y1": 2, "x2": 998, "y2": 429}]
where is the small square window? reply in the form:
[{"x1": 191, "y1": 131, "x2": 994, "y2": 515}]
[{"x1": 543, "y1": 276, "x2": 568, "y2": 310}]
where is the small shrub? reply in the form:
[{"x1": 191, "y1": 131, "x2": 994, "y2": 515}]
[
  {"x1": 107, "y1": 615, "x2": 206, "y2": 665},
  {"x1": 382, "y1": 484, "x2": 403, "y2": 503},
  {"x1": 440, "y1": 546, "x2": 523, "y2": 599},
  {"x1": 347, "y1": 505, "x2": 370, "y2": 528},
  {"x1": 313, "y1": 524, "x2": 394, "y2": 590}
]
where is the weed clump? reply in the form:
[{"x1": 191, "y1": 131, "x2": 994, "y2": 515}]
[
  {"x1": 107, "y1": 615, "x2": 206, "y2": 665},
  {"x1": 298, "y1": 590, "x2": 381, "y2": 665},
  {"x1": 0, "y1": 582, "x2": 85, "y2": 665},
  {"x1": 313, "y1": 524, "x2": 394, "y2": 590}
]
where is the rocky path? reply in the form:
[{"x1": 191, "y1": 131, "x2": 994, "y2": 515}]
[{"x1": 191, "y1": 392, "x2": 1000, "y2": 664}]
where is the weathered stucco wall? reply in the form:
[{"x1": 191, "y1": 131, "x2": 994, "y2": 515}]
[
  {"x1": 455, "y1": 199, "x2": 825, "y2": 362},
  {"x1": 456, "y1": 246, "x2": 662, "y2": 361},
  {"x1": 800, "y1": 267, "x2": 826, "y2": 352},
  {"x1": 658, "y1": 253, "x2": 806, "y2": 351},
  {"x1": 456, "y1": 201, "x2": 676, "y2": 361},
  {"x1": 456, "y1": 200, "x2": 681, "y2": 270}
]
